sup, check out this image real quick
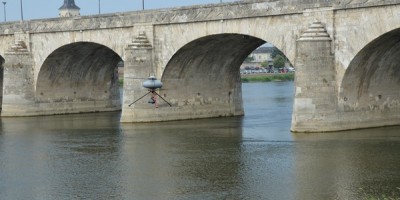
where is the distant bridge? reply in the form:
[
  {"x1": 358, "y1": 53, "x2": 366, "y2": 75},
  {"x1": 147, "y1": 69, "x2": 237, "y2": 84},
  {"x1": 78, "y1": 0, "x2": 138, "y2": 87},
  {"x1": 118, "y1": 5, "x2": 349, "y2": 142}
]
[{"x1": 0, "y1": 0, "x2": 400, "y2": 132}]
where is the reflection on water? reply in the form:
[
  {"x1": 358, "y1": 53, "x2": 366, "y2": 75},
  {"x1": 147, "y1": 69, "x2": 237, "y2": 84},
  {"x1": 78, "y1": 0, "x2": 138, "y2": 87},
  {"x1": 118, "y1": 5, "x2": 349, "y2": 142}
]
[
  {"x1": 0, "y1": 82, "x2": 399, "y2": 199},
  {"x1": 293, "y1": 126, "x2": 400, "y2": 199}
]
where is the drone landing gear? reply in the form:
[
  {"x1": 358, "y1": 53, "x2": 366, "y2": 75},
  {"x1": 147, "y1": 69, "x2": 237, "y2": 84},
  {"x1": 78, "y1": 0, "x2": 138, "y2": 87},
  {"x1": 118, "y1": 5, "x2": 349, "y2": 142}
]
[{"x1": 128, "y1": 89, "x2": 172, "y2": 107}]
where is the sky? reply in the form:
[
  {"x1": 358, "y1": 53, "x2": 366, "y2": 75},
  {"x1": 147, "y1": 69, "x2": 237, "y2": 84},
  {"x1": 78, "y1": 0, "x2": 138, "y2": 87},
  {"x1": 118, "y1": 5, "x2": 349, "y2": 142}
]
[{"x1": 0, "y1": 0, "x2": 237, "y2": 22}]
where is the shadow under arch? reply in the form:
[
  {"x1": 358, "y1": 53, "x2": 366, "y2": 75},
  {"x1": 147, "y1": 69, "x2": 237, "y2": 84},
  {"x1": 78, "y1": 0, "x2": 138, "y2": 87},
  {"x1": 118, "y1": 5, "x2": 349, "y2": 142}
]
[
  {"x1": 0, "y1": 55, "x2": 3, "y2": 111},
  {"x1": 160, "y1": 33, "x2": 266, "y2": 117},
  {"x1": 36, "y1": 42, "x2": 123, "y2": 115},
  {"x1": 341, "y1": 28, "x2": 400, "y2": 112}
]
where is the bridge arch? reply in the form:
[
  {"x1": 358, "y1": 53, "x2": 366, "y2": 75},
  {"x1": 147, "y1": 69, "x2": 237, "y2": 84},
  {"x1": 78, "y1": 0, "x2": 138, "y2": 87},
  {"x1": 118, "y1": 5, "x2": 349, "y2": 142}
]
[
  {"x1": 340, "y1": 28, "x2": 400, "y2": 125},
  {"x1": 160, "y1": 33, "x2": 291, "y2": 118},
  {"x1": 162, "y1": 33, "x2": 266, "y2": 80},
  {"x1": 36, "y1": 42, "x2": 122, "y2": 114}
]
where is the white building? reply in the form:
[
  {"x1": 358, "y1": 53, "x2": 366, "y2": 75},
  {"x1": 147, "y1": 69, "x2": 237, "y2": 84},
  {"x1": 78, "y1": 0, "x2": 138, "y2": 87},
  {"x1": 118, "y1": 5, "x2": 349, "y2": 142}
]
[
  {"x1": 241, "y1": 47, "x2": 274, "y2": 70},
  {"x1": 249, "y1": 47, "x2": 273, "y2": 63}
]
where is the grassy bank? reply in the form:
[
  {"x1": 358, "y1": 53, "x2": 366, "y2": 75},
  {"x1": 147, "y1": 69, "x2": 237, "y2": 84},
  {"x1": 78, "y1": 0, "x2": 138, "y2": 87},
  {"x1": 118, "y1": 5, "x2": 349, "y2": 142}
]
[
  {"x1": 241, "y1": 73, "x2": 294, "y2": 83},
  {"x1": 119, "y1": 73, "x2": 294, "y2": 85}
]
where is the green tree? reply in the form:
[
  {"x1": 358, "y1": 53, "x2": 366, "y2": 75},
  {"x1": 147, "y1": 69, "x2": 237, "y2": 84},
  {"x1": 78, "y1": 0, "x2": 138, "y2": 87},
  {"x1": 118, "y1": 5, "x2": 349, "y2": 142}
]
[
  {"x1": 261, "y1": 61, "x2": 269, "y2": 68},
  {"x1": 273, "y1": 55, "x2": 285, "y2": 69}
]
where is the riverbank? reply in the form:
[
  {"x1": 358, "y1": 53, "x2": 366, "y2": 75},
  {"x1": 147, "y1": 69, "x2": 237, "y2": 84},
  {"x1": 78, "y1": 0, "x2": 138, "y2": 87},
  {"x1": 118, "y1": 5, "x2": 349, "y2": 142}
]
[
  {"x1": 118, "y1": 73, "x2": 295, "y2": 85},
  {"x1": 241, "y1": 73, "x2": 294, "y2": 82}
]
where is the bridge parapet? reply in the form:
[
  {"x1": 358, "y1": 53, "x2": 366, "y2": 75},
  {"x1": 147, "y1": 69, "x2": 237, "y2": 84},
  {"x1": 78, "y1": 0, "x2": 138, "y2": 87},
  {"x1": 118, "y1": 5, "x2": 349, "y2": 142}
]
[
  {"x1": 2, "y1": 0, "x2": 397, "y2": 35},
  {"x1": 0, "y1": 0, "x2": 397, "y2": 36}
]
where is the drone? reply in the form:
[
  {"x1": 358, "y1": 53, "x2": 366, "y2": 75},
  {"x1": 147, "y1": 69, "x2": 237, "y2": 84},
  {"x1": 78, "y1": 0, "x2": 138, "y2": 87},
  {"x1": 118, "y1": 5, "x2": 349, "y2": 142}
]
[{"x1": 128, "y1": 76, "x2": 172, "y2": 107}]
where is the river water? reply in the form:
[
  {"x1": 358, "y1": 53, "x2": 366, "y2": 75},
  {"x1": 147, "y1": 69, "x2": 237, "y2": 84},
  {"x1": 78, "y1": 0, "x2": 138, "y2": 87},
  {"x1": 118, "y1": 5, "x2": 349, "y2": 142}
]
[{"x1": 0, "y1": 82, "x2": 399, "y2": 200}]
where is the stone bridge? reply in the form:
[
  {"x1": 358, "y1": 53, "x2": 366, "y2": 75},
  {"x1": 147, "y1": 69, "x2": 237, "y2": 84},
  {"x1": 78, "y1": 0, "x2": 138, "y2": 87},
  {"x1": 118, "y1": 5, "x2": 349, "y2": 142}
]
[{"x1": 0, "y1": 0, "x2": 399, "y2": 132}]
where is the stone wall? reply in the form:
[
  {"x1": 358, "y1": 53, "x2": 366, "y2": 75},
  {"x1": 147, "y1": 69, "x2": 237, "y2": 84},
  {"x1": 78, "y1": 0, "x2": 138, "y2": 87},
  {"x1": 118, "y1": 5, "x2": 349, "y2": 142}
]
[{"x1": 291, "y1": 22, "x2": 337, "y2": 132}]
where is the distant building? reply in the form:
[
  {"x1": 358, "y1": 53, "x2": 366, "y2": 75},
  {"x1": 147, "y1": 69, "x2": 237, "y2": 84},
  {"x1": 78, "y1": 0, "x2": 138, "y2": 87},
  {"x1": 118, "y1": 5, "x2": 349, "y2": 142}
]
[
  {"x1": 59, "y1": 0, "x2": 80, "y2": 17},
  {"x1": 241, "y1": 46, "x2": 274, "y2": 70},
  {"x1": 249, "y1": 47, "x2": 274, "y2": 63}
]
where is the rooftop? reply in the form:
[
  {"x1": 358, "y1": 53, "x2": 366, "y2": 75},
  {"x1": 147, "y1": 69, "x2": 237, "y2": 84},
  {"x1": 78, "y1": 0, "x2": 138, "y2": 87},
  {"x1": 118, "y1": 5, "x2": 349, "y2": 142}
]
[
  {"x1": 59, "y1": 0, "x2": 80, "y2": 10},
  {"x1": 252, "y1": 47, "x2": 274, "y2": 54}
]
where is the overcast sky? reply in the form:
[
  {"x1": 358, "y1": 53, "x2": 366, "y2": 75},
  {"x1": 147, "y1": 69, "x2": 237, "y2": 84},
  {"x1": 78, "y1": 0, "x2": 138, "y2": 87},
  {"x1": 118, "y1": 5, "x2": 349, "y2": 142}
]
[{"x1": 1, "y1": 0, "x2": 237, "y2": 22}]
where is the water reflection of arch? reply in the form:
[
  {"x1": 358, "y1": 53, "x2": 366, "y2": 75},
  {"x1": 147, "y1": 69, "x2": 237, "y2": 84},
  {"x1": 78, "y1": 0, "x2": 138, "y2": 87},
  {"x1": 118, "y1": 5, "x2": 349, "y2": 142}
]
[
  {"x1": 0, "y1": 112, "x2": 125, "y2": 199},
  {"x1": 293, "y1": 128, "x2": 400, "y2": 199},
  {"x1": 36, "y1": 42, "x2": 123, "y2": 114},
  {"x1": 119, "y1": 118, "x2": 245, "y2": 198}
]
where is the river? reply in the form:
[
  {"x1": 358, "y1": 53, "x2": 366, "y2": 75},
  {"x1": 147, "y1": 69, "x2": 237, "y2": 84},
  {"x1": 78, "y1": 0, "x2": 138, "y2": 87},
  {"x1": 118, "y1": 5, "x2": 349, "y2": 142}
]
[{"x1": 0, "y1": 82, "x2": 399, "y2": 199}]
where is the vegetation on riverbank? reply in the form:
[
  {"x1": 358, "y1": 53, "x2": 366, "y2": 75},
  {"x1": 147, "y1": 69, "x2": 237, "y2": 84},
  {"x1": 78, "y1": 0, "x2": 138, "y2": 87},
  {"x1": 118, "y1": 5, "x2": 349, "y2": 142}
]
[
  {"x1": 118, "y1": 73, "x2": 294, "y2": 85},
  {"x1": 241, "y1": 73, "x2": 294, "y2": 83}
]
